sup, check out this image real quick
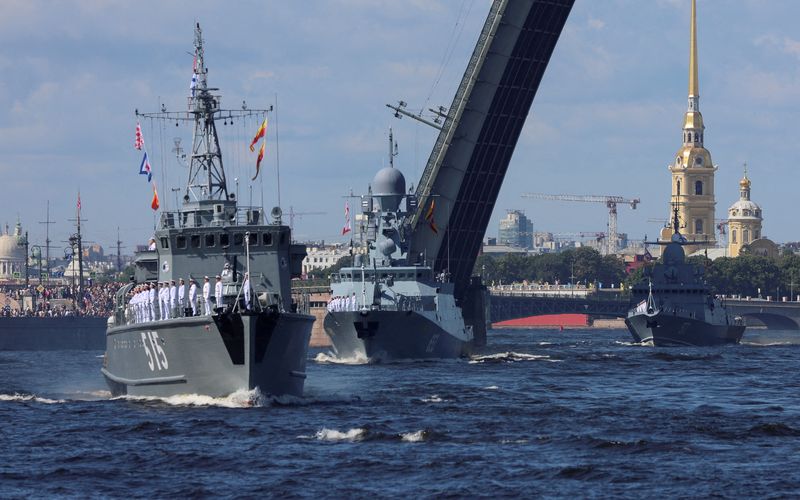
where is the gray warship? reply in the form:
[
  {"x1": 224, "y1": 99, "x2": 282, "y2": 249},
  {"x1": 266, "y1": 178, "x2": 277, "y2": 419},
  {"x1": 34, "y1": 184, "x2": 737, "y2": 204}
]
[
  {"x1": 625, "y1": 207, "x2": 745, "y2": 346},
  {"x1": 102, "y1": 24, "x2": 313, "y2": 398},
  {"x1": 323, "y1": 133, "x2": 473, "y2": 361}
]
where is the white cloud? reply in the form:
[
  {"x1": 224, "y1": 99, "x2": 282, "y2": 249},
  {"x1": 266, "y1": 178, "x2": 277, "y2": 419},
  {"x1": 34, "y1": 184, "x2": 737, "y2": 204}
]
[{"x1": 588, "y1": 18, "x2": 606, "y2": 30}]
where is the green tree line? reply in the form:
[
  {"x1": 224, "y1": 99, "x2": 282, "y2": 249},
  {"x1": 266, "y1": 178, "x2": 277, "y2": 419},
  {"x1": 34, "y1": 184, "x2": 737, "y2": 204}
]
[
  {"x1": 474, "y1": 247, "x2": 627, "y2": 288},
  {"x1": 296, "y1": 246, "x2": 800, "y2": 299},
  {"x1": 476, "y1": 248, "x2": 800, "y2": 299}
]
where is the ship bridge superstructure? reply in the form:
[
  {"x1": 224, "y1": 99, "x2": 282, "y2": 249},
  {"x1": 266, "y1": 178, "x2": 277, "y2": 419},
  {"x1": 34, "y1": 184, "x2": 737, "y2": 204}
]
[
  {"x1": 132, "y1": 24, "x2": 305, "y2": 311},
  {"x1": 408, "y1": 0, "x2": 574, "y2": 298}
]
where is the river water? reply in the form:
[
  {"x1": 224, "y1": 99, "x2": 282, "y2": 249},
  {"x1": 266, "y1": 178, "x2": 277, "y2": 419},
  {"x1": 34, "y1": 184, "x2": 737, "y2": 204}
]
[{"x1": 1, "y1": 328, "x2": 799, "y2": 498}]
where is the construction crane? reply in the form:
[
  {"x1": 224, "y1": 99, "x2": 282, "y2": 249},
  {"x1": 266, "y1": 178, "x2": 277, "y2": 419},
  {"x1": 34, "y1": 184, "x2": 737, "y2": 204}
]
[
  {"x1": 522, "y1": 193, "x2": 640, "y2": 255},
  {"x1": 287, "y1": 206, "x2": 326, "y2": 232}
]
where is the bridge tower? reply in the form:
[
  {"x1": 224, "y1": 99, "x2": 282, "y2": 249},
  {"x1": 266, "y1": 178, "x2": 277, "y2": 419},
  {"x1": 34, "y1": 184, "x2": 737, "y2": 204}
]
[{"x1": 408, "y1": 0, "x2": 575, "y2": 299}]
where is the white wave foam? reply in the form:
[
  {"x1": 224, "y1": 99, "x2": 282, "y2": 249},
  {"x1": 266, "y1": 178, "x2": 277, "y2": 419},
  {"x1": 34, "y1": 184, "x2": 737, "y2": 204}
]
[
  {"x1": 469, "y1": 351, "x2": 560, "y2": 363},
  {"x1": 116, "y1": 388, "x2": 261, "y2": 408},
  {"x1": 0, "y1": 393, "x2": 65, "y2": 405},
  {"x1": 614, "y1": 340, "x2": 651, "y2": 347},
  {"x1": 742, "y1": 341, "x2": 799, "y2": 347},
  {"x1": 420, "y1": 394, "x2": 446, "y2": 403},
  {"x1": 484, "y1": 385, "x2": 500, "y2": 390},
  {"x1": 314, "y1": 351, "x2": 369, "y2": 365},
  {"x1": 305, "y1": 427, "x2": 367, "y2": 442},
  {"x1": 401, "y1": 430, "x2": 426, "y2": 442}
]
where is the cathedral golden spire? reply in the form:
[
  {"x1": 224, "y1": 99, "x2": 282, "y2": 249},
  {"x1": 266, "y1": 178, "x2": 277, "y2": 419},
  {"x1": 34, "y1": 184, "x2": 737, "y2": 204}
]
[
  {"x1": 683, "y1": 0, "x2": 703, "y2": 135},
  {"x1": 663, "y1": 0, "x2": 716, "y2": 252},
  {"x1": 689, "y1": 0, "x2": 699, "y2": 98}
]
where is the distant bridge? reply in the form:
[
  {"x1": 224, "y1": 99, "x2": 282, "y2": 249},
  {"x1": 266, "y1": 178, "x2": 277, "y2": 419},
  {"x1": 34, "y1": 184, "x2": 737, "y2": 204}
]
[{"x1": 489, "y1": 288, "x2": 800, "y2": 330}]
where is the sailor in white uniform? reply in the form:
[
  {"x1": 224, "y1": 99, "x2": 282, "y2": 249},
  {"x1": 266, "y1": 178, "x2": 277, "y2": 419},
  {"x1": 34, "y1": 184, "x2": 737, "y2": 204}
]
[
  {"x1": 214, "y1": 275, "x2": 224, "y2": 313},
  {"x1": 178, "y1": 278, "x2": 186, "y2": 317},
  {"x1": 189, "y1": 278, "x2": 198, "y2": 316},
  {"x1": 169, "y1": 280, "x2": 177, "y2": 318},
  {"x1": 160, "y1": 282, "x2": 170, "y2": 320},
  {"x1": 202, "y1": 276, "x2": 212, "y2": 315},
  {"x1": 148, "y1": 283, "x2": 156, "y2": 322}
]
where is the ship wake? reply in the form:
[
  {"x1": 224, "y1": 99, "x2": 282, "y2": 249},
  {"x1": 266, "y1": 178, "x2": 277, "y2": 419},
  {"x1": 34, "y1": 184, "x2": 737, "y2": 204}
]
[
  {"x1": 0, "y1": 392, "x2": 66, "y2": 405},
  {"x1": 299, "y1": 427, "x2": 434, "y2": 443},
  {"x1": 314, "y1": 351, "x2": 369, "y2": 365},
  {"x1": 469, "y1": 351, "x2": 560, "y2": 364},
  {"x1": 113, "y1": 388, "x2": 266, "y2": 408}
]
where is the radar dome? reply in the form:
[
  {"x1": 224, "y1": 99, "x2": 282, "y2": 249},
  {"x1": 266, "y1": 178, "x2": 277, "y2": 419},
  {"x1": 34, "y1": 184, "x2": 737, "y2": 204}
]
[
  {"x1": 372, "y1": 167, "x2": 406, "y2": 196},
  {"x1": 662, "y1": 242, "x2": 686, "y2": 266},
  {"x1": 372, "y1": 167, "x2": 406, "y2": 211},
  {"x1": 378, "y1": 238, "x2": 397, "y2": 257}
]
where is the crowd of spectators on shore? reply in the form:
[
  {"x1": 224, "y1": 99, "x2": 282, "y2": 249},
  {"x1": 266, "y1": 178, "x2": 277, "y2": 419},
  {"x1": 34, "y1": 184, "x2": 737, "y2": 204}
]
[{"x1": 0, "y1": 282, "x2": 123, "y2": 318}]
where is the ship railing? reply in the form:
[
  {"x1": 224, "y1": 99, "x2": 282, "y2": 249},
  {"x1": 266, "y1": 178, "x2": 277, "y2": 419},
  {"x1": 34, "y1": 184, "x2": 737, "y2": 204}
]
[{"x1": 159, "y1": 206, "x2": 269, "y2": 230}]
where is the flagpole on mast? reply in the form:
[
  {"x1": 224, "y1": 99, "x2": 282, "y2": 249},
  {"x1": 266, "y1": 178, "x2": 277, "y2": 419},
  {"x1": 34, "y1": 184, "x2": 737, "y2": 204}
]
[
  {"x1": 274, "y1": 93, "x2": 281, "y2": 209},
  {"x1": 76, "y1": 190, "x2": 84, "y2": 307}
]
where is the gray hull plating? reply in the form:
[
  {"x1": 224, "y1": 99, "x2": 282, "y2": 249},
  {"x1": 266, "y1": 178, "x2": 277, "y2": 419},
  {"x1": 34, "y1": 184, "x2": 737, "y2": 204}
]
[
  {"x1": 625, "y1": 313, "x2": 745, "y2": 347},
  {"x1": 0, "y1": 317, "x2": 107, "y2": 350},
  {"x1": 103, "y1": 312, "x2": 313, "y2": 398},
  {"x1": 323, "y1": 310, "x2": 471, "y2": 362}
]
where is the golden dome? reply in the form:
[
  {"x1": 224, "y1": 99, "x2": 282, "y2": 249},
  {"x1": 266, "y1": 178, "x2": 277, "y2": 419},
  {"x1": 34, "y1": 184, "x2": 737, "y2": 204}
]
[{"x1": 739, "y1": 176, "x2": 751, "y2": 188}]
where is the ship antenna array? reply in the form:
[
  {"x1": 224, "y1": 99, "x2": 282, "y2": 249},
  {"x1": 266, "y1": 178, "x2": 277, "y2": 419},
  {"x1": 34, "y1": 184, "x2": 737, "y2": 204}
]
[
  {"x1": 38, "y1": 200, "x2": 55, "y2": 280},
  {"x1": 111, "y1": 226, "x2": 126, "y2": 273},
  {"x1": 386, "y1": 101, "x2": 445, "y2": 130},
  {"x1": 136, "y1": 23, "x2": 272, "y2": 205}
]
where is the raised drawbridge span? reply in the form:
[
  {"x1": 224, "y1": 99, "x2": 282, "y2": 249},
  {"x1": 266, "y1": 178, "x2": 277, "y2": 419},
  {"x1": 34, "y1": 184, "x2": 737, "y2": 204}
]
[{"x1": 409, "y1": 0, "x2": 575, "y2": 299}]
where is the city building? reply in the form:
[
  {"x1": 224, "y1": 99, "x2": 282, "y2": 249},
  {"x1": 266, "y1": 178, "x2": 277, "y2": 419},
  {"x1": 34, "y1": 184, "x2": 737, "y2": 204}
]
[
  {"x1": 660, "y1": 0, "x2": 717, "y2": 254},
  {"x1": 498, "y1": 210, "x2": 533, "y2": 249},
  {"x1": 0, "y1": 221, "x2": 26, "y2": 280},
  {"x1": 302, "y1": 244, "x2": 350, "y2": 275}
]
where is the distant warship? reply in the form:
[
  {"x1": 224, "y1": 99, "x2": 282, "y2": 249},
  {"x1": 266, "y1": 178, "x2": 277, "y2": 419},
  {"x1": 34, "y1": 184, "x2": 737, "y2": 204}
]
[
  {"x1": 625, "y1": 207, "x2": 745, "y2": 346},
  {"x1": 323, "y1": 132, "x2": 473, "y2": 361},
  {"x1": 102, "y1": 24, "x2": 313, "y2": 398}
]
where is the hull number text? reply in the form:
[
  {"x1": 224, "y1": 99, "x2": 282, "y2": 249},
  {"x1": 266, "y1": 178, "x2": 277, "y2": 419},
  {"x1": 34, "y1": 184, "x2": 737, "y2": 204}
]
[{"x1": 141, "y1": 331, "x2": 169, "y2": 371}]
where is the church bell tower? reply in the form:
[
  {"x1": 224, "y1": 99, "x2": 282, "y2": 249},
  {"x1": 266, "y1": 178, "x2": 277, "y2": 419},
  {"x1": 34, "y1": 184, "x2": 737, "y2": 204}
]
[{"x1": 661, "y1": 0, "x2": 717, "y2": 253}]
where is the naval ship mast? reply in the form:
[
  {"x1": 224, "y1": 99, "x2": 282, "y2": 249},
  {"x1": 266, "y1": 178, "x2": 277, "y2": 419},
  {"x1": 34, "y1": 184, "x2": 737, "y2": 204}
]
[{"x1": 136, "y1": 23, "x2": 270, "y2": 210}]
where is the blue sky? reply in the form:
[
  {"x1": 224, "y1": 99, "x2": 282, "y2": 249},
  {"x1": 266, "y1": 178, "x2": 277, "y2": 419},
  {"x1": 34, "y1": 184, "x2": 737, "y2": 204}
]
[{"x1": 0, "y1": 0, "x2": 797, "y2": 255}]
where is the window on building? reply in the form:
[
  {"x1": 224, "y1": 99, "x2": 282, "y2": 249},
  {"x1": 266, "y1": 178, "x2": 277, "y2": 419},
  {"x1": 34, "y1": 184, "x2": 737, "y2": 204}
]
[
  {"x1": 220, "y1": 233, "x2": 230, "y2": 247},
  {"x1": 160, "y1": 237, "x2": 169, "y2": 249},
  {"x1": 731, "y1": 229, "x2": 737, "y2": 244},
  {"x1": 743, "y1": 229, "x2": 750, "y2": 243},
  {"x1": 233, "y1": 233, "x2": 244, "y2": 246},
  {"x1": 695, "y1": 180, "x2": 703, "y2": 195},
  {"x1": 676, "y1": 180, "x2": 681, "y2": 195},
  {"x1": 205, "y1": 234, "x2": 215, "y2": 247},
  {"x1": 754, "y1": 230, "x2": 760, "y2": 240},
  {"x1": 176, "y1": 236, "x2": 187, "y2": 249},
  {"x1": 191, "y1": 235, "x2": 201, "y2": 248},
  {"x1": 263, "y1": 233, "x2": 272, "y2": 246},
  {"x1": 695, "y1": 219, "x2": 703, "y2": 234}
]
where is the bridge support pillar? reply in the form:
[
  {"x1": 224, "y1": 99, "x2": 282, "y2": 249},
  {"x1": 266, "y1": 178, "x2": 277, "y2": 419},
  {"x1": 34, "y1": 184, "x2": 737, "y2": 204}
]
[{"x1": 463, "y1": 276, "x2": 489, "y2": 347}]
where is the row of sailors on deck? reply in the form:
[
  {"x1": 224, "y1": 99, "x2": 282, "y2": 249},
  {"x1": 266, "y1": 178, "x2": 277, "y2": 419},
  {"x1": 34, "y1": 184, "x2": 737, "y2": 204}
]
[
  {"x1": 327, "y1": 293, "x2": 359, "y2": 312},
  {"x1": 128, "y1": 274, "x2": 252, "y2": 323}
]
